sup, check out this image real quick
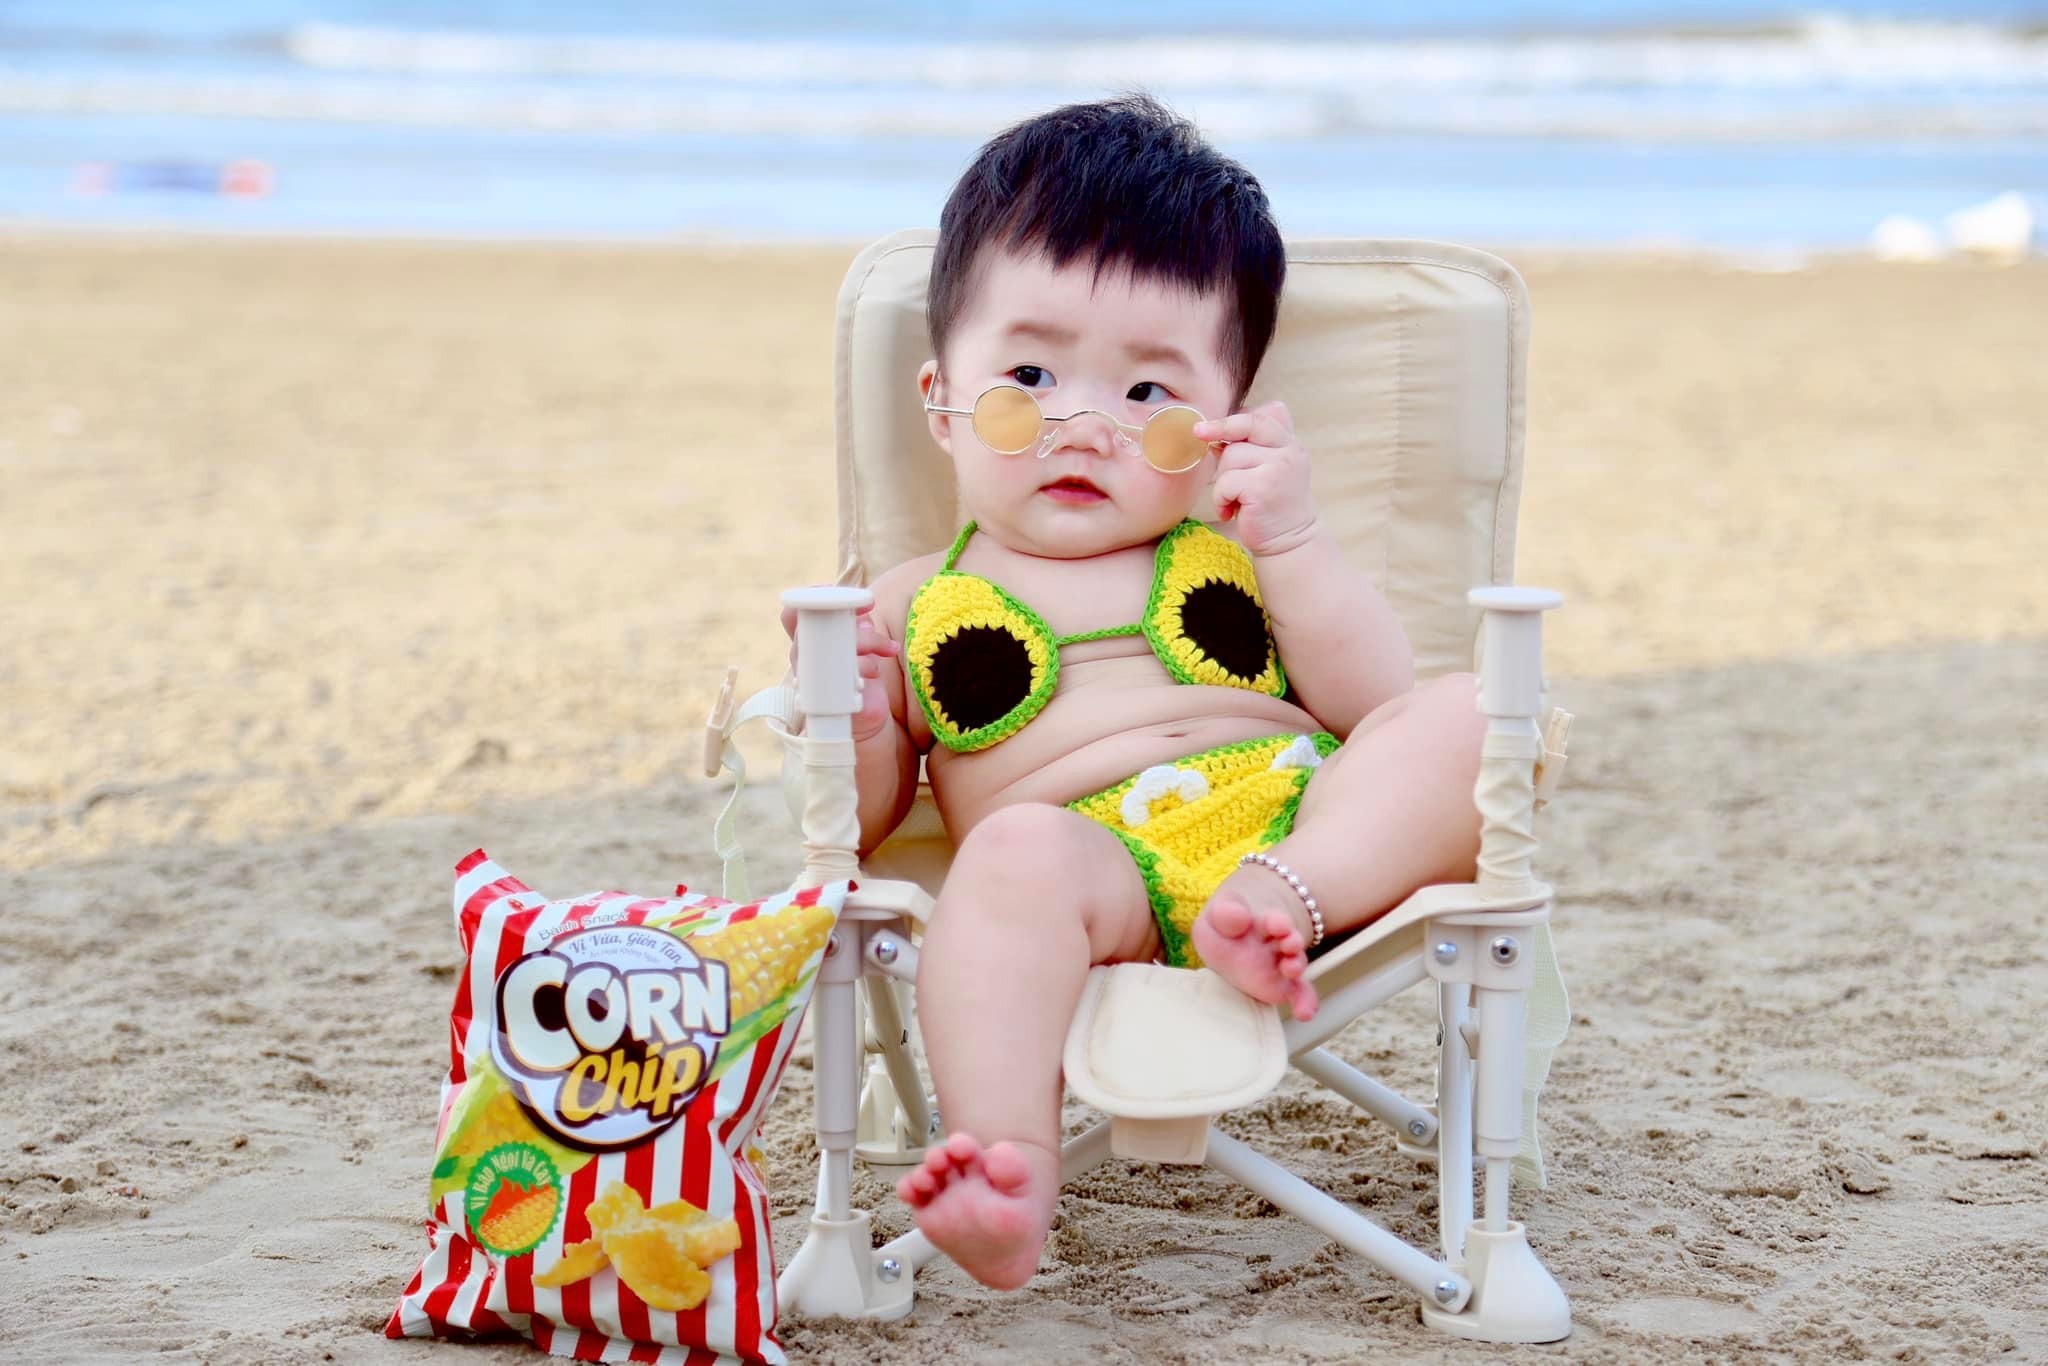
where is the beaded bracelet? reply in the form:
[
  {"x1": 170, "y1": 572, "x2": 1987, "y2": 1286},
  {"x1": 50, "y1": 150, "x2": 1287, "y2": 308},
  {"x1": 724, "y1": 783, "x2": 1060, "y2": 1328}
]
[{"x1": 1238, "y1": 852, "x2": 1325, "y2": 949}]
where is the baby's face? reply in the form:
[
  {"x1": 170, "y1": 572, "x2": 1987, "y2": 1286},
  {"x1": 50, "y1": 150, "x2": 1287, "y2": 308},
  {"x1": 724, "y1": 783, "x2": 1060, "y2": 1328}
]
[{"x1": 922, "y1": 247, "x2": 1236, "y2": 559}]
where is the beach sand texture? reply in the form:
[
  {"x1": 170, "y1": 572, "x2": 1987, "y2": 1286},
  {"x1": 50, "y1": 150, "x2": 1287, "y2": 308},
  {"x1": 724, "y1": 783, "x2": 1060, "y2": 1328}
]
[{"x1": 2, "y1": 238, "x2": 2043, "y2": 1363}]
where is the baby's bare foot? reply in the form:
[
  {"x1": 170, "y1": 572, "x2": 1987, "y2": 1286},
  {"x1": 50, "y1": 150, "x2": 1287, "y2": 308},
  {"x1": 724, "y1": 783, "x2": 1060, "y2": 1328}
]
[
  {"x1": 1192, "y1": 870, "x2": 1319, "y2": 1019},
  {"x1": 894, "y1": 1133, "x2": 1058, "y2": 1290}
]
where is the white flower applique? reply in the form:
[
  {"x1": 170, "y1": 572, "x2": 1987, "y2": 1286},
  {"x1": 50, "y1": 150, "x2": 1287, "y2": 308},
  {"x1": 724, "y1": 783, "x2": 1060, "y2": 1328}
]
[{"x1": 1120, "y1": 764, "x2": 1212, "y2": 827}]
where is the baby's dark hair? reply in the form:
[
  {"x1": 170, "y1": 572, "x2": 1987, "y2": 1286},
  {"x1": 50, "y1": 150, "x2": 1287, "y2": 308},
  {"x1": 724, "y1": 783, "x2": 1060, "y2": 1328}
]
[{"x1": 928, "y1": 93, "x2": 1285, "y2": 402}]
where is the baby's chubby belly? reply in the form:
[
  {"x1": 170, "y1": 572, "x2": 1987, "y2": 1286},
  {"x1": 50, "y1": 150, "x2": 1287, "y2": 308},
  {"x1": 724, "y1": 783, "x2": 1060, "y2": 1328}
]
[{"x1": 926, "y1": 652, "x2": 1321, "y2": 840}]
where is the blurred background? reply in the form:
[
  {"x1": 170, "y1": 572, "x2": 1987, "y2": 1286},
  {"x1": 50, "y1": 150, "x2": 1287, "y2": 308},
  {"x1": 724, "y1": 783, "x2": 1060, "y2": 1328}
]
[
  {"x1": 3, "y1": 0, "x2": 2044, "y2": 252},
  {"x1": 5, "y1": 8, "x2": 2046, "y2": 1361}
]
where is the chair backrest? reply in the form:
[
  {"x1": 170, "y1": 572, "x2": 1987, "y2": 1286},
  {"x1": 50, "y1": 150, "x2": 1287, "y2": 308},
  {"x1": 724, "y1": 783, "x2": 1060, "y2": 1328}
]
[{"x1": 831, "y1": 231, "x2": 1530, "y2": 682}]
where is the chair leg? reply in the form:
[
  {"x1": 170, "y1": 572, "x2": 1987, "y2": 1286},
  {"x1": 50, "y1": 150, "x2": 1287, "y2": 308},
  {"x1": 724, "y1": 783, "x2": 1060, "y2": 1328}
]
[
  {"x1": 1435, "y1": 981, "x2": 1476, "y2": 1261},
  {"x1": 1472, "y1": 982, "x2": 1527, "y2": 1229},
  {"x1": 855, "y1": 976, "x2": 935, "y2": 1166},
  {"x1": 1419, "y1": 959, "x2": 1569, "y2": 1343},
  {"x1": 1206, "y1": 1128, "x2": 1470, "y2": 1312},
  {"x1": 1294, "y1": 1047, "x2": 1438, "y2": 1147},
  {"x1": 777, "y1": 921, "x2": 914, "y2": 1321}
]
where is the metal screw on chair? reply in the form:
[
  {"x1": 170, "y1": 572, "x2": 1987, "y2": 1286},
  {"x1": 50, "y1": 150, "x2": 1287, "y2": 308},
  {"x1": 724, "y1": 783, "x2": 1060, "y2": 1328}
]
[
  {"x1": 877, "y1": 1257, "x2": 902, "y2": 1283},
  {"x1": 1407, "y1": 1118, "x2": 1431, "y2": 1139},
  {"x1": 873, "y1": 939, "x2": 898, "y2": 966},
  {"x1": 1490, "y1": 935, "x2": 1519, "y2": 965},
  {"x1": 1433, "y1": 940, "x2": 1458, "y2": 965},
  {"x1": 1433, "y1": 1278, "x2": 1459, "y2": 1304}
]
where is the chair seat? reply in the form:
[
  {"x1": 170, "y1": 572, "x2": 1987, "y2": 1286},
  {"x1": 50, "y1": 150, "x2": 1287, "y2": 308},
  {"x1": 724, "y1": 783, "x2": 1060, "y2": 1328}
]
[{"x1": 1063, "y1": 963, "x2": 1287, "y2": 1119}]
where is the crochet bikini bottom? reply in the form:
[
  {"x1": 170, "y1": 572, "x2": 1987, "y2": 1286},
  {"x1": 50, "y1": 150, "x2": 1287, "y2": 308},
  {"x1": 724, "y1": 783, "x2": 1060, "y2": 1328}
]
[{"x1": 1065, "y1": 731, "x2": 1340, "y2": 969}]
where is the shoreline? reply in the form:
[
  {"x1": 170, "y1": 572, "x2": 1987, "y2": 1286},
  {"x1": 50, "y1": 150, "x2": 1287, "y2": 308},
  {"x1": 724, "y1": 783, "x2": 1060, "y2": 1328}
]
[{"x1": 4, "y1": 218, "x2": 2037, "y2": 269}]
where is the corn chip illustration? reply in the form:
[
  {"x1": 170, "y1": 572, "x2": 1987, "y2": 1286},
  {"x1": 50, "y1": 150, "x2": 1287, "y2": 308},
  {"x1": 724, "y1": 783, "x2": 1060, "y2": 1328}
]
[
  {"x1": 527, "y1": 1181, "x2": 742, "y2": 1312},
  {"x1": 605, "y1": 1224, "x2": 717, "y2": 1312},
  {"x1": 532, "y1": 1236, "x2": 608, "y2": 1289}
]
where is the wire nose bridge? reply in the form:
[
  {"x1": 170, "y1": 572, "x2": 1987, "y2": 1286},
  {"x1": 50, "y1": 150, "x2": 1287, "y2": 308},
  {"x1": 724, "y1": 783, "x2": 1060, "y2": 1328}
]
[{"x1": 1037, "y1": 407, "x2": 1132, "y2": 459}]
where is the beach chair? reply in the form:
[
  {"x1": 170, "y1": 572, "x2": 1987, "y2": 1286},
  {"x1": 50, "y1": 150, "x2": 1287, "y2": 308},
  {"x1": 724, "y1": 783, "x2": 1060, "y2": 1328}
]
[{"x1": 705, "y1": 231, "x2": 1575, "y2": 1342}]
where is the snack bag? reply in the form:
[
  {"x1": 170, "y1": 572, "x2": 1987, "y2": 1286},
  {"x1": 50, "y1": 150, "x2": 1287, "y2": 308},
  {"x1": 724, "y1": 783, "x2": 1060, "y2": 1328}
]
[{"x1": 388, "y1": 850, "x2": 847, "y2": 1364}]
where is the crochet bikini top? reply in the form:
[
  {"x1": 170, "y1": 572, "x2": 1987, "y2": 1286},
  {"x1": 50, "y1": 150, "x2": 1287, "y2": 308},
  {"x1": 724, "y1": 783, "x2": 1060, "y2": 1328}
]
[{"x1": 904, "y1": 519, "x2": 1287, "y2": 753}]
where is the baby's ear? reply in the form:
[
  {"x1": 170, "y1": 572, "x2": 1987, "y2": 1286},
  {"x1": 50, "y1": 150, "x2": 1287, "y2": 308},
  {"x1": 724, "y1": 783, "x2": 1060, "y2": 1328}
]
[{"x1": 918, "y1": 360, "x2": 951, "y2": 456}]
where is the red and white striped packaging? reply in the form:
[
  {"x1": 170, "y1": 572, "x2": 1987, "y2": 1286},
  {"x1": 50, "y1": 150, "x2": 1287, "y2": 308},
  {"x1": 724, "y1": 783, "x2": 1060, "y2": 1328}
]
[{"x1": 387, "y1": 850, "x2": 849, "y2": 1364}]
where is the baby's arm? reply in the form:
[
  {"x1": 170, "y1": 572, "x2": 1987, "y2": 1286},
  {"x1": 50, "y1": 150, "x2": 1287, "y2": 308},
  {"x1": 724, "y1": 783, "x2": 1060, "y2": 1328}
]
[
  {"x1": 1196, "y1": 402, "x2": 1415, "y2": 734},
  {"x1": 849, "y1": 591, "x2": 921, "y2": 858},
  {"x1": 1253, "y1": 528, "x2": 1414, "y2": 734}
]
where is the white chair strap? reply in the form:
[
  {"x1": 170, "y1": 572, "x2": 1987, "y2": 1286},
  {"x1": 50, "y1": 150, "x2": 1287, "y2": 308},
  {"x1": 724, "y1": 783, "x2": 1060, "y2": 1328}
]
[
  {"x1": 705, "y1": 678, "x2": 802, "y2": 902},
  {"x1": 1517, "y1": 923, "x2": 1571, "y2": 1188},
  {"x1": 1533, "y1": 707, "x2": 1573, "y2": 811},
  {"x1": 1515, "y1": 704, "x2": 1573, "y2": 1181}
]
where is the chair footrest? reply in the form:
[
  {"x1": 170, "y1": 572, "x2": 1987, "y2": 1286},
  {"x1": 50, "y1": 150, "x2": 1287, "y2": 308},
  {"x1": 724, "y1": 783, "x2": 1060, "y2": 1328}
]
[{"x1": 1063, "y1": 964, "x2": 1286, "y2": 1118}]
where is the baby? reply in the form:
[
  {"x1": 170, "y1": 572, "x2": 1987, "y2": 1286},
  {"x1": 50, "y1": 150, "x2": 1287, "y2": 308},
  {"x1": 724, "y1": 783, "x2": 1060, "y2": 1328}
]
[{"x1": 794, "y1": 95, "x2": 1486, "y2": 1290}]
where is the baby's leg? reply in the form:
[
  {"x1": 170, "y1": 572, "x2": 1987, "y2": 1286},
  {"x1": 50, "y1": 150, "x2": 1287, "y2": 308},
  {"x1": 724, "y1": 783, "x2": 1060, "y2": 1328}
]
[
  {"x1": 899, "y1": 803, "x2": 1156, "y2": 1289},
  {"x1": 1194, "y1": 673, "x2": 1487, "y2": 1017}
]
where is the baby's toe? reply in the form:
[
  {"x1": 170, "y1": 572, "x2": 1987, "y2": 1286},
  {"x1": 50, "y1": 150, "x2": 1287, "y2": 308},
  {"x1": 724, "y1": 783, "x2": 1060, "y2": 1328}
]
[
  {"x1": 981, "y1": 1143, "x2": 1036, "y2": 1195},
  {"x1": 1206, "y1": 897, "x2": 1256, "y2": 938},
  {"x1": 1263, "y1": 922, "x2": 1303, "y2": 957},
  {"x1": 1258, "y1": 906, "x2": 1299, "y2": 940}
]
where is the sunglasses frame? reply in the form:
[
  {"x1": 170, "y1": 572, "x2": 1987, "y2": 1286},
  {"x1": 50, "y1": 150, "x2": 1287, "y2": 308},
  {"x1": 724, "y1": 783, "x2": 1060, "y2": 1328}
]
[{"x1": 923, "y1": 370, "x2": 1215, "y2": 474}]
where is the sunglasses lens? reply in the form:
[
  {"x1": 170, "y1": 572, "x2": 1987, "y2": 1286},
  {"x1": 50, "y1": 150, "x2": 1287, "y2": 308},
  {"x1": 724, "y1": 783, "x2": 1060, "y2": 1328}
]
[
  {"x1": 972, "y1": 385, "x2": 1042, "y2": 454},
  {"x1": 1141, "y1": 405, "x2": 1208, "y2": 473}
]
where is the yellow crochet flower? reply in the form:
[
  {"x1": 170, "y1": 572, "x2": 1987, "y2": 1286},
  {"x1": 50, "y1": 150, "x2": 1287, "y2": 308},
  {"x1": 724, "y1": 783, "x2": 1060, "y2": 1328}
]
[{"x1": 1144, "y1": 522, "x2": 1286, "y2": 696}]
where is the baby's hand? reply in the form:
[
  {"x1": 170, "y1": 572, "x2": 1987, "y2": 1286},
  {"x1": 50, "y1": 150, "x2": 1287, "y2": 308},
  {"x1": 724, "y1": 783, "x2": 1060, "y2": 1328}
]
[
  {"x1": 1193, "y1": 401, "x2": 1318, "y2": 557},
  {"x1": 779, "y1": 601, "x2": 901, "y2": 742}
]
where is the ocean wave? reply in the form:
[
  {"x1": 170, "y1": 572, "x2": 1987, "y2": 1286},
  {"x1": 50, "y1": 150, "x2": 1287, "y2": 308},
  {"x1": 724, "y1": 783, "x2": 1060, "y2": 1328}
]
[
  {"x1": 6, "y1": 69, "x2": 2048, "y2": 142},
  {"x1": 280, "y1": 15, "x2": 2048, "y2": 93}
]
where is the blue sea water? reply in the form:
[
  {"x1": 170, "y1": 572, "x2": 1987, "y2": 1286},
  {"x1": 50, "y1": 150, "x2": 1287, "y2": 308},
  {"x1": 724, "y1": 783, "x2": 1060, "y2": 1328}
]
[{"x1": 2, "y1": 0, "x2": 2044, "y2": 248}]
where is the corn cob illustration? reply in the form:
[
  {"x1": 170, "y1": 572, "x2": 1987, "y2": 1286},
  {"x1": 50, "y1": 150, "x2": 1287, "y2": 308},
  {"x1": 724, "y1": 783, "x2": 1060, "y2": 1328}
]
[
  {"x1": 477, "y1": 1179, "x2": 560, "y2": 1252},
  {"x1": 690, "y1": 902, "x2": 836, "y2": 1021}
]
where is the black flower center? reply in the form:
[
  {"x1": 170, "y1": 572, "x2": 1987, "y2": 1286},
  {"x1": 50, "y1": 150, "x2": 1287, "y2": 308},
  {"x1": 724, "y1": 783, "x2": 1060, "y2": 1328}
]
[
  {"x1": 929, "y1": 625, "x2": 1033, "y2": 732},
  {"x1": 1179, "y1": 580, "x2": 1270, "y2": 681}
]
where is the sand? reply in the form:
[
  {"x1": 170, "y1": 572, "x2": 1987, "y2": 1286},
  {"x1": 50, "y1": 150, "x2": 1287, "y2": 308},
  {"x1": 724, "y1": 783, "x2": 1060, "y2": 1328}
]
[{"x1": 1, "y1": 236, "x2": 2043, "y2": 1363}]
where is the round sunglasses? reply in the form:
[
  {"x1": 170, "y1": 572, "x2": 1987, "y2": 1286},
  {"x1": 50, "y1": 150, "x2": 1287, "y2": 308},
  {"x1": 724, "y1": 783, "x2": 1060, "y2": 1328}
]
[{"x1": 923, "y1": 374, "x2": 1215, "y2": 474}]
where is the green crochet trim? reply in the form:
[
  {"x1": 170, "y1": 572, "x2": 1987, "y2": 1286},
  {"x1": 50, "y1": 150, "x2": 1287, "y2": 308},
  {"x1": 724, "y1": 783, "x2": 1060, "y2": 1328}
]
[
  {"x1": 1053, "y1": 624, "x2": 1144, "y2": 646},
  {"x1": 1259, "y1": 731, "x2": 1342, "y2": 844},
  {"x1": 941, "y1": 521, "x2": 979, "y2": 571},
  {"x1": 1141, "y1": 520, "x2": 1203, "y2": 687},
  {"x1": 1105, "y1": 826, "x2": 1192, "y2": 968}
]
